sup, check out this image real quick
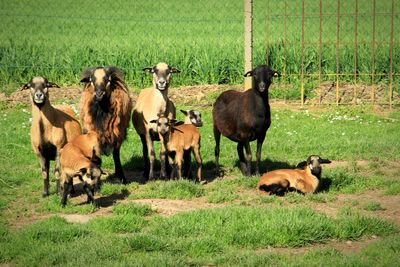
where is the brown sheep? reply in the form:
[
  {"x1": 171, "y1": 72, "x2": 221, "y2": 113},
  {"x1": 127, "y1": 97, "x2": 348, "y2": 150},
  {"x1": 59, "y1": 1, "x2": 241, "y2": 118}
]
[
  {"x1": 21, "y1": 77, "x2": 81, "y2": 197},
  {"x1": 60, "y1": 134, "x2": 102, "y2": 207},
  {"x1": 150, "y1": 114, "x2": 202, "y2": 182},
  {"x1": 132, "y1": 62, "x2": 180, "y2": 180},
  {"x1": 257, "y1": 155, "x2": 331, "y2": 195},
  {"x1": 213, "y1": 65, "x2": 280, "y2": 176},
  {"x1": 79, "y1": 66, "x2": 132, "y2": 184}
]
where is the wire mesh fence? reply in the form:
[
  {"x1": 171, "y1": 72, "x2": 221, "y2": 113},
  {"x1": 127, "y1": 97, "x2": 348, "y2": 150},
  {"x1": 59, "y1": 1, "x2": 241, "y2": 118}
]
[{"x1": 0, "y1": 0, "x2": 398, "y2": 105}]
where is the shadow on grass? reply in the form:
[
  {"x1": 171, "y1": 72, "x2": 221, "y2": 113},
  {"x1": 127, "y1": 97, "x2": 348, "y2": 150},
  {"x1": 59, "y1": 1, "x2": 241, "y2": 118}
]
[{"x1": 94, "y1": 188, "x2": 130, "y2": 208}]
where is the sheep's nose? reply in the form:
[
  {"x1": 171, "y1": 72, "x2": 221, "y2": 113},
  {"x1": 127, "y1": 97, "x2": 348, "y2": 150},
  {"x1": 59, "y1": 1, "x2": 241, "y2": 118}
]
[
  {"x1": 35, "y1": 91, "x2": 44, "y2": 98},
  {"x1": 159, "y1": 80, "x2": 166, "y2": 86}
]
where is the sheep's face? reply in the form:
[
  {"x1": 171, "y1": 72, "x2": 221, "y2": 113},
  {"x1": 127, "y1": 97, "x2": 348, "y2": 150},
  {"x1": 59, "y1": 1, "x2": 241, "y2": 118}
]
[
  {"x1": 182, "y1": 109, "x2": 203, "y2": 127},
  {"x1": 21, "y1": 76, "x2": 59, "y2": 107},
  {"x1": 80, "y1": 164, "x2": 102, "y2": 187},
  {"x1": 91, "y1": 68, "x2": 112, "y2": 101},
  {"x1": 143, "y1": 62, "x2": 180, "y2": 91},
  {"x1": 150, "y1": 115, "x2": 177, "y2": 136},
  {"x1": 306, "y1": 155, "x2": 331, "y2": 177},
  {"x1": 244, "y1": 65, "x2": 280, "y2": 93}
]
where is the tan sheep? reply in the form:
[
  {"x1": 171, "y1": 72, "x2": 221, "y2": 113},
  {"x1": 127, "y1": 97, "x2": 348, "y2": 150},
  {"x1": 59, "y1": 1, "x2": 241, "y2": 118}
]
[
  {"x1": 60, "y1": 133, "x2": 102, "y2": 207},
  {"x1": 21, "y1": 77, "x2": 81, "y2": 197},
  {"x1": 79, "y1": 66, "x2": 132, "y2": 184},
  {"x1": 150, "y1": 114, "x2": 202, "y2": 182},
  {"x1": 132, "y1": 62, "x2": 180, "y2": 180},
  {"x1": 257, "y1": 155, "x2": 331, "y2": 195}
]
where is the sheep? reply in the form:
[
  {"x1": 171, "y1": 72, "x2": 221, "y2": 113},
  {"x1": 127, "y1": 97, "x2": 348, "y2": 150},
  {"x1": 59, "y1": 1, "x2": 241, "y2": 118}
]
[
  {"x1": 180, "y1": 109, "x2": 203, "y2": 127},
  {"x1": 179, "y1": 109, "x2": 203, "y2": 178},
  {"x1": 212, "y1": 65, "x2": 280, "y2": 176},
  {"x1": 60, "y1": 134, "x2": 103, "y2": 207},
  {"x1": 132, "y1": 62, "x2": 180, "y2": 180},
  {"x1": 257, "y1": 155, "x2": 332, "y2": 195},
  {"x1": 79, "y1": 66, "x2": 132, "y2": 184},
  {"x1": 20, "y1": 76, "x2": 81, "y2": 197},
  {"x1": 150, "y1": 113, "x2": 202, "y2": 182}
]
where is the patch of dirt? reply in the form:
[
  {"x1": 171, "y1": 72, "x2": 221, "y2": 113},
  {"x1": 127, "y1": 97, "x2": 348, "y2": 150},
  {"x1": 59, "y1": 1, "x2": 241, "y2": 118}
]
[{"x1": 132, "y1": 198, "x2": 224, "y2": 217}]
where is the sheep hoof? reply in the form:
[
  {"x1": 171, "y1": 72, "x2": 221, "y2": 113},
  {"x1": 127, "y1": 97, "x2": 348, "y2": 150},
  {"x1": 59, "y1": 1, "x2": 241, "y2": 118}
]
[{"x1": 42, "y1": 191, "x2": 49, "y2": 198}]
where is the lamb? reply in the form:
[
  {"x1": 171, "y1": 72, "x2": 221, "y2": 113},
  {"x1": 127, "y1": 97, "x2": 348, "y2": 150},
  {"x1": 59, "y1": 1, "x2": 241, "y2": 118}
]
[
  {"x1": 212, "y1": 65, "x2": 280, "y2": 176},
  {"x1": 179, "y1": 109, "x2": 203, "y2": 178},
  {"x1": 60, "y1": 133, "x2": 102, "y2": 207},
  {"x1": 150, "y1": 114, "x2": 202, "y2": 182},
  {"x1": 257, "y1": 155, "x2": 331, "y2": 195},
  {"x1": 79, "y1": 66, "x2": 132, "y2": 184},
  {"x1": 21, "y1": 77, "x2": 81, "y2": 197},
  {"x1": 180, "y1": 109, "x2": 203, "y2": 127},
  {"x1": 132, "y1": 62, "x2": 180, "y2": 180}
]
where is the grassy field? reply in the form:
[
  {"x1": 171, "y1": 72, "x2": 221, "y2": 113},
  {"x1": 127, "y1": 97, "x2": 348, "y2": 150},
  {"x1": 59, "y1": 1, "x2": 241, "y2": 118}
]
[
  {"x1": 0, "y1": 86, "x2": 400, "y2": 265},
  {"x1": 0, "y1": 0, "x2": 398, "y2": 97}
]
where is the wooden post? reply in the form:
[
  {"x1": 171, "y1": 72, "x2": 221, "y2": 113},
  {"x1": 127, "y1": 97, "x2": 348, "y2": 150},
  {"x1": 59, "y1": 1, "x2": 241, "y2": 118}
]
[{"x1": 244, "y1": 0, "x2": 253, "y2": 90}]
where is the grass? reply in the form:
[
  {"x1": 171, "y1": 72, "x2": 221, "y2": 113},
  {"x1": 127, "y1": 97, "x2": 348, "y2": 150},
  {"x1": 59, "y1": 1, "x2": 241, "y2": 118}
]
[
  {"x1": 0, "y1": 93, "x2": 400, "y2": 265},
  {"x1": 0, "y1": 0, "x2": 398, "y2": 98}
]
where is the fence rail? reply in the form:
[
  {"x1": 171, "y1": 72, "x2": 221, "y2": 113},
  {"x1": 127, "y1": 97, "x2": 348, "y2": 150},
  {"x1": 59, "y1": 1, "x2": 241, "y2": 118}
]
[{"x1": 0, "y1": 0, "x2": 398, "y2": 106}]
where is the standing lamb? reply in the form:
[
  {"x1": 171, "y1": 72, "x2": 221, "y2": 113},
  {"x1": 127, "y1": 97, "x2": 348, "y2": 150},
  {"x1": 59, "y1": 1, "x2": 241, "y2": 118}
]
[
  {"x1": 132, "y1": 62, "x2": 180, "y2": 180},
  {"x1": 212, "y1": 65, "x2": 280, "y2": 176},
  {"x1": 21, "y1": 77, "x2": 81, "y2": 196},
  {"x1": 79, "y1": 66, "x2": 132, "y2": 184},
  {"x1": 150, "y1": 114, "x2": 202, "y2": 182}
]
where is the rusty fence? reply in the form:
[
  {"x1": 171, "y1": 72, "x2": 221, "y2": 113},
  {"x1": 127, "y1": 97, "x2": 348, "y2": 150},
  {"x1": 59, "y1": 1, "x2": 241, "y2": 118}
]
[{"x1": 255, "y1": 0, "x2": 399, "y2": 106}]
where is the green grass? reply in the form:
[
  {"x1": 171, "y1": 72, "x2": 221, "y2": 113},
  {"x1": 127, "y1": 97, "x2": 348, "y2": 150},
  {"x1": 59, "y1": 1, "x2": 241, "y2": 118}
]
[
  {"x1": 1, "y1": 96, "x2": 400, "y2": 265},
  {"x1": 0, "y1": 0, "x2": 398, "y2": 98}
]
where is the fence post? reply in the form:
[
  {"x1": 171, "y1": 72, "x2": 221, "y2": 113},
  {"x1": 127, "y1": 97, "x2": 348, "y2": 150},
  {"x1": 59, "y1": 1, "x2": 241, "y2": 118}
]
[
  {"x1": 301, "y1": 0, "x2": 305, "y2": 105},
  {"x1": 244, "y1": 0, "x2": 253, "y2": 90},
  {"x1": 389, "y1": 0, "x2": 394, "y2": 108},
  {"x1": 336, "y1": 0, "x2": 340, "y2": 105}
]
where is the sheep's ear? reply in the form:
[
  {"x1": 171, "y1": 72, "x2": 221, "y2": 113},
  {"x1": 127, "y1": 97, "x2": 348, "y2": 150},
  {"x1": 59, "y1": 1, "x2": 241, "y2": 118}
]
[
  {"x1": 106, "y1": 66, "x2": 124, "y2": 81},
  {"x1": 46, "y1": 81, "x2": 60, "y2": 88},
  {"x1": 19, "y1": 83, "x2": 31, "y2": 91},
  {"x1": 90, "y1": 147, "x2": 102, "y2": 165},
  {"x1": 171, "y1": 67, "x2": 181, "y2": 73},
  {"x1": 296, "y1": 161, "x2": 307, "y2": 169},
  {"x1": 143, "y1": 67, "x2": 154, "y2": 73},
  {"x1": 180, "y1": 109, "x2": 188, "y2": 116},
  {"x1": 75, "y1": 168, "x2": 87, "y2": 176},
  {"x1": 272, "y1": 71, "x2": 281, "y2": 78},
  {"x1": 80, "y1": 67, "x2": 95, "y2": 83},
  {"x1": 244, "y1": 70, "x2": 253, "y2": 77},
  {"x1": 149, "y1": 119, "x2": 158, "y2": 124},
  {"x1": 169, "y1": 119, "x2": 177, "y2": 125},
  {"x1": 319, "y1": 158, "x2": 332, "y2": 164}
]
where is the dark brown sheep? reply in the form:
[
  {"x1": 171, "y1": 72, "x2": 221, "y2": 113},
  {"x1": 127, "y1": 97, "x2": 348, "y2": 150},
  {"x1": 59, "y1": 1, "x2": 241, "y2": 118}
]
[
  {"x1": 79, "y1": 66, "x2": 132, "y2": 184},
  {"x1": 212, "y1": 65, "x2": 280, "y2": 176}
]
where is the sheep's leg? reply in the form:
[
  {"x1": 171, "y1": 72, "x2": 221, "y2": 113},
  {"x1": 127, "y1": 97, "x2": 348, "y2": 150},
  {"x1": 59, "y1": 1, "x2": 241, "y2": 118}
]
[
  {"x1": 183, "y1": 149, "x2": 192, "y2": 179},
  {"x1": 38, "y1": 153, "x2": 50, "y2": 197},
  {"x1": 192, "y1": 146, "x2": 203, "y2": 183},
  {"x1": 244, "y1": 141, "x2": 252, "y2": 176},
  {"x1": 213, "y1": 127, "x2": 222, "y2": 176},
  {"x1": 113, "y1": 147, "x2": 126, "y2": 184},
  {"x1": 168, "y1": 154, "x2": 176, "y2": 180},
  {"x1": 54, "y1": 151, "x2": 61, "y2": 195},
  {"x1": 237, "y1": 142, "x2": 247, "y2": 176},
  {"x1": 159, "y1": 143, "x2": 168, "y2": 179},
  {"x1": 61, "y1": 175, "x2": 71, "y2": 207},
  {"x1": 255, "y1": 134, "x2": 266, "y2": 175},
  {"x1": 176, "y1": 152, "x2": 183, "y2": 180},
  {"x1": 139, "y1": 134, "x2": 150, "y2": 179},
  {"x1": 145, "y1": 133, "x2": 156, "y2": 180},
  {"x1": 83, "y1": 184, "x2": 95, "y2": 204}
]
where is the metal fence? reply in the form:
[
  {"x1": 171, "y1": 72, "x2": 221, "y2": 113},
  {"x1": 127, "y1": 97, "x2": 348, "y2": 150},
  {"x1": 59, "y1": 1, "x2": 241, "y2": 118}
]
[
  {"x1": 0, "y1": 0, "x2": 398, "y2": 106},
  {"x1": 257, "y1": 0, "x2": 399, "y2": 106}
]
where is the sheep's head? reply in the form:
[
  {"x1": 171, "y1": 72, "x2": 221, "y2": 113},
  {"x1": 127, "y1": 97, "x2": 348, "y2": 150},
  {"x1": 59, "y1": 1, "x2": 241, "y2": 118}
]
[
  {"x1": 297, "y1": 155, "x2": 331, "y2": 178},
  {"x1": 20, "y1": 76, "x2": 59, "y2": 107},
  {"x1": 143, "y1": 62, "x2": 180, "y2": 91},
  {"x1": 181, "y1": 109, "x2": 203, "y2": 127},
  {"x1": 78, "y1": 148, "x2": 102, "y2": 187},
  {"x1": 80, "y1": 66, "x2": 124, "y2": 101},
  {"x1": 150, "y1": 113, "x2": 177, "y2": 136},
  {"x1": 244, "y1": 65, "x2": 280, "y2": 93}
]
